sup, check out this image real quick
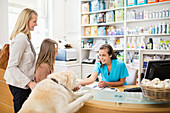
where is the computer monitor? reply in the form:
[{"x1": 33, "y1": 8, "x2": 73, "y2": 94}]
[{"x1": 145, "y1": 60, "x2": 170, "y2": 80}]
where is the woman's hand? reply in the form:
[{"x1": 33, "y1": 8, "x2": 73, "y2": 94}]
[
  {"x1": 98, "y1": 81, "x2": 106, "y2": 88},
  {"x1": 27, "y1": 81, "x2": 36, "y2": 90}
]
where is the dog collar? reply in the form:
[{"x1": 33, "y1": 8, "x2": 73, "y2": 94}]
[{"x1": 50, "y1": 78, "x2": 68, "y2": 90}]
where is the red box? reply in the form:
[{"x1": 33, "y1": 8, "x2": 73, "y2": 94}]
[
  {"x1": 147, "y1": 0, "x2": 159, "y2": 4},
  {"x1": 159, "y1": 0, "x2": 170, "y2": 2}
]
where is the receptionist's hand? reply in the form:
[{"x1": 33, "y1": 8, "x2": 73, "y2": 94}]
[
  {"x1": 98, "y1": 81, "x2": 106, "y2": 88},
  {"x1": 73, "y1": 83, "x2": 81, "y2": 92}
]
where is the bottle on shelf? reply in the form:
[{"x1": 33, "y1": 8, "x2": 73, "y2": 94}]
[
  {"x1": 131, "y1": 37, "x2": 136, "y2": 49},
  {"x1": 127, "y1": 37, "x2": 131, "y2": 49},
  {"x1": 141, "y1": 36, "x2": 145, "y2": 49},
  {"x1": 163, "y1": 8, "x2": 166, "y2": 18},
  {"x1": 166, "y1": 8, "x2": 169, "y2": 18},
  {"x1": 137, "y1": 38, "x2": 140, "y2": 49},
  {"x1": 146, "y1": 38, "x2": 153, "y2": 49}
]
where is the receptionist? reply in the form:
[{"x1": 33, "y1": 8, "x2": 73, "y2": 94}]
[{"x1": 76, "y1": 44, "x2": 129, "y2": 90}]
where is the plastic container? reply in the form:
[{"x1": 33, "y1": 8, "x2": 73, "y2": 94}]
[
  {"x1": 137, "y1": 0, "x2": 147, "y2": 5},
  {"x1": 147, "y1": 0, "x2": 159, "y2": 4},
  {"x1": 127, "y1": 0, "x2": 137, "y2": 7}
]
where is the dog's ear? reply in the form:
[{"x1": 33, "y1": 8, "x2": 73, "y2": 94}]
[{"x1": 64, "y1": 71, "x2": 73, "y2": 91}]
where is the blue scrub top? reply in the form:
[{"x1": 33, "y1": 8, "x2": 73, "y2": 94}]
[{"x1": 93, "y1": 59, "x2": 129, "y2": 85}]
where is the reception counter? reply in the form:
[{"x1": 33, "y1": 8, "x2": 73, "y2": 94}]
[{"x1": 76, "y1": 85, "x2": 170, "y2": 113}]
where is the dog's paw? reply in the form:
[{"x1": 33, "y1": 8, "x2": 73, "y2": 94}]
[
  {"x1": 83, "y1": 93, "x2": 93, "y2": 101},
  {"x1": 81, "y1": 90, "x2": 89, "y2": 94}
]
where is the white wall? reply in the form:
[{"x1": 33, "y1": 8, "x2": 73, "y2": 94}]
[
  {"x1": 65, "y1": 0, "x2": 81, "y2": 62},
  {"x1": 49, "y1": 0, "x2": 81, "y2": 62},
  {"x1": 0, "y1": 0, "x2": 8, "y2": 46},
  {"x1": 49, "y1": 0, "x2": 65, "y2": 40}
]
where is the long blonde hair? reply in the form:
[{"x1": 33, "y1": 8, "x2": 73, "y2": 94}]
[
  {"x1": 10, "y1": 8, "x2": 38, "y2": 40},
  {"x1": 35, "y1": 38, "x2": 58, "y2": 72}
]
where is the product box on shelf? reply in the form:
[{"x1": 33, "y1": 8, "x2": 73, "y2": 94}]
[
  {"x1": 147, "y1": 0, "x2": 159, "y2": 4},
  {"x1": 91, "y1": 0, "x2": 100, "y2": 12},
  {"x1": 115, "y1": 9, "x2": 124, "y2": 22},
  {"x1": 127, "y1": 0, "x2": 137, "y2": 7},
  {"x1": 81, "y1": 14, "x2": 89, "y2": 25},
  {"x1": 98, "y1": 26, "x2": 106, "y2": 36},
  {"x1": 91, "y1": 26, "x2": 98, "y2": 36},
  {"x1": 159, "y1": 0, "x2": 170, "y2": 2},
  {"x1": 81, "y1": 2, "x2": 91, "y2": 13},
  {"x1": 107, "y1": 26, "x2": 116, "y2": 36},
  {"x1": 136, "y1": 10, "x2": 143, "y2": 19},
  {"x1": 99, "y1": 0, "x2": 105, "y2": 10},
  {"x1": 137, "y1": 0, "x2": 147, "y2": 5},
  {"x1": 106, "y1": 11, "x2": 115, "y2": 23},
  {"x1": 84, "y1": 27, "x2": 91, "y2": 36},
  {"x1": 108, "y1": 0, "x2": 116, "y2": 9},
  {"x1": 90, "y1": 14, "x2": 97, "y2": 24},
  {"x1": 97, "y1": 12, "x2": 106, "y2": 23},
  {"x1": 115, "y1": 0, "x2": 124, "y2": 8}
]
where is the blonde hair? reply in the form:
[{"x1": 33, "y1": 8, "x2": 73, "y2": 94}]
[
  {"x1": 35, "y1": 38, "x2": 58, "y2": 72},
  {"x1": 10, "y1": 8, "x2": 38, "y2": 40}
]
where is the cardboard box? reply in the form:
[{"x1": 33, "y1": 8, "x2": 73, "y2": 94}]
[
  {"x1": 147, "y1": 0, "x2": 159, "y2": 4},
  {"x1": 127, "y1": 0, "x2": 137, "y2": 7},
  {"x1": 115, "y1": 9, "x2": 124, "y2": 22},
  {"x1": 91, "y1": 26, "x2": 98, "y2": 36},
  {"x1": 84, "y1": 27, "x2": 91, "y2": 36}
]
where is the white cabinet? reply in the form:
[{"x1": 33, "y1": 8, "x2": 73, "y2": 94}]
[
  {"x1": 81, "y1": 64, "x2": 95, "y2": 79},
  {"x1": 54, "y1": 63, "x2": 82, "y2": 79}
]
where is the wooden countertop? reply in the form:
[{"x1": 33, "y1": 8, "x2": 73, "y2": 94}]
[{"x1": 76, "y1": 85, "x2": 170, "y2": 113}]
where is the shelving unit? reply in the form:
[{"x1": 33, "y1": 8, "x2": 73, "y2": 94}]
[
  {"x1": 80, "y1": 0, "x2": 125, "y2": 68},
  {"x1": 80, "y1": 0, "x2": 170, "y2": 81},
  {"x1": 125, "y1": 1, "x2": 170, "y2": 84}
]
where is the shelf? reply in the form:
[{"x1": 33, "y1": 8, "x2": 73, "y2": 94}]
[
  {"x1": 81, "y1": 48, "x2": 93, "y2": 50},
  {"x1": 81, "y1": 48, "x2": 124, "y2": 51},
  {"x1": 81, "y1": 63, "x2": 95, "y2": 66},
  {"x1": 141, "y1": 49, "x2": 170, "y2": 55},
  {"x1": 81, "y1": 21, "x2": 124, "y2": 26},
  {"x1": 126, "y1": 34, "x2": 170, "y2": 37},
  {"x1": 126, "y1": 49, "x2": 141, "y2": 51},
  {"x1": 126, "y1": 49, "x2": 170, "y2": 53},
  {"x1": 127, "y1": 17, "x2": 170, "y2": 23},
  {"x1": 113, "y1": 48, "x2": 124, "y2": 51},
  {"x1": 126, "y1": 1, "x2": 170, "y2": 9},
  {"x1": 81, "y1": 0, "x2": 91, "y2": 2},
  {"x1": 81, "y1": 7, "x2": 124, "y2": 15},
  {"x1": 81, "y1": 35, "x2": 124, "y2": 38},
  {"x1": 126, "y1": 64, "x2": 139, "y2": 70}
]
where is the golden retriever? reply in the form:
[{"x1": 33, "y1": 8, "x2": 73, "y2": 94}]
[{"x1": 19, "y1": 71, "x2": 93, "y2": 113}]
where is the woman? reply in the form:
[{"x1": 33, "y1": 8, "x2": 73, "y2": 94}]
[
  {"x1": 4, "y1": 8, "x2": 38, "y2": 113},
  {"x1": 35, "y1": 38, "x2": 58, "y2": 83},
  {"x1": 78, "y1": 44, "x2": 129, "y2": 88}
]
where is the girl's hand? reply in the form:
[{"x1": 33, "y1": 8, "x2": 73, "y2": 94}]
[
  {"x1": 27, "y1": 81, "x2": 36, "y2": 90},
  {"x1": 98, "y1": 81, "x2": 106, "y2": 88}
]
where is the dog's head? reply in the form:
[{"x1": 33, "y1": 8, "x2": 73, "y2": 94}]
[{"x1": 47, "y1": 71, "x2": 77, "y2": 91}]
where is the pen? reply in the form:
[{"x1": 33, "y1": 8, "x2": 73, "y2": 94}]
[
  {"x1": 93, "y1": 85, "x2": 97, "y2": 88},
  {"x1": 101, "y1": 86, "x2": 107, "y2": 90}
]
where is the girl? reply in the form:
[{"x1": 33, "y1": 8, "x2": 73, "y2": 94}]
[{"x1": 35, "y1": 38, "x2": 58, "y2": 83}]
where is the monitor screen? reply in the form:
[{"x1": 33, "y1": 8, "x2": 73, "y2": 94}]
[{"x1": 145, "y1": 60, "x2": 170, "y2": 80}]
